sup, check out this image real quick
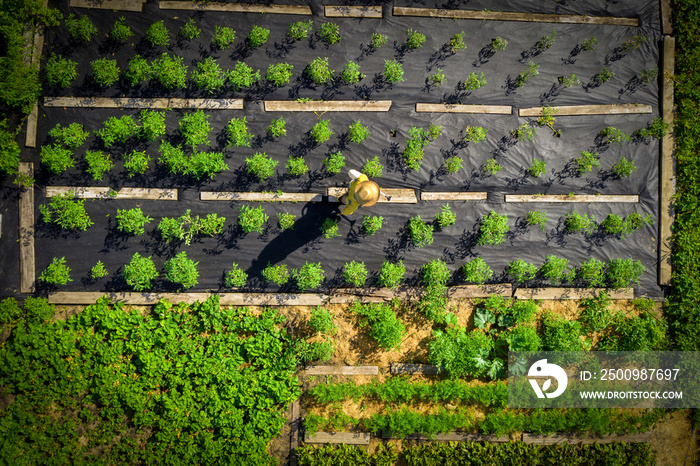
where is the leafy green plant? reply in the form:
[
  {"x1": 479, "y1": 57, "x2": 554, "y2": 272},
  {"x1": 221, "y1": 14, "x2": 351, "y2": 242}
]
[
  {"x1": 311, "y1": 119, "x2": 334, "y2": 144},
  {"x1": 318, "y1": 22, "x2": 340, "y2": 44},
  {"x1": 352, "y1": 302, "x2": 406, "y2": 350},
  {"x1": 109, "y1": 16, "x2": 133, "y2": 43},
  {"x1": 157, "y1": 210, "x2": 225, "y2": 245},
  {"x1": 323, "y1": 151, "x2": 345, "y2": 174},
  {"x1": 370, "y1": 33, "x2": 388, "y2": 49},
  {"x1": 40, "y1": 144, "x2": 74, "y2": 175},
  {"x1": 277, "y1": 212, "x2": 295, "y2": 230},
  {"x1": 84, "y1": 150, "x2": 113, "y2": 181},
  {"x1": 611, "y1": 156, "x2": 637, "y2": 178},
  {"x1": 124, "y1": 55, "x2": 151, "y2": 86},
  {"x1": 600, "y1": 126, "x2": 630, "y2": 145},
  {"x1": 343, "y1": 261, "x2": 368, "y2": 287},
  {"x1": 607, "y1": 258, "x2": 644, "y2": 289},
  {"x1": 464, "y1": 125, "x2": 488, "y2": 144},
  {"x1": 224, "y1": 263, "x2": 248, "y2": 288},
  {"x1": 138, "y1": 109, "x2": 166, "y2": 141},
  {"x1": 180, "y1": 110, "x2": 211, "y2": 148},
  {"x1": 581, "y1": 36, "x2": 598, "y2": 51},
  {"x1": 449, "y1": 31, "x2": 466, "y2": 53},
  {"x1": 90, "y1": 261, "x2": 109, "y2": 279},
  {"x1": 478, "y1": 211, "x2": 509, "y2": 246},
  {"x1": 246, "y1": 152, "x2": 278, "y2": 181},
  {"x1": 542, "y1": 312, "x2": 584, "y2": 351},
  {"x1": 288, "y1": 20, "x2": 313, "y2": 41},
  {"x1": 529, "y1": 159, "x2": 546, "y2": 177},
  {"x1": 192, "y1": 57, "x2": 225, "y2": 93},
  {"x1": 600, "y1": 214, "x2": 625, "y2": 236},
  {"x1": 596, "y1": 67, "x2": 614, "y2": 83},
  {"x1": 558, "y1": 73, "x2": 580, "y2": 88},
  {"x1": 403, "y1": 126, "x2": 431, "y2": 171},
  {"x1": 514, "y1": 123, "x2": 536, "y2": 141},
  {"x1": 341, "y1": 60, "x2": 364, "y2": 84},
  {"x1": 179, "y1": 18, "x2": 201, "y2": 40},
  {"x1": 0, "y1": 121, "x2": 19, "y2": 176},
  {"x1": 429, "y1": 325, "x2": 495, "y2": 378},
  {"x1": 379, "y1": 260, "x2": 405, "y2": 289},
  {"x1": 66, "y1": 14, "x2": 97, "y2": 42},
  {"x1": 526, "y1": 211, "x2": 547, "y2": 230},
  {"x1": 320, "y1": 217, "x2": 340, "y2": 239},
  {"x1": 578, "y1": 259, "x2": 606, "y2": 287},
  {"x1": 247, "y1": 25, "x2": 269, "y2": 47},
  {"x1": 361, "y1": 156, "x2": 383, "y2": 178},
  {"x1": 267, "y1": 116, "x2": 286, "y2": 138},
  {"x1": 212, "y1": 26, "x2": 236, "y2": 49},
  {"x1": 599, "y1": 309, "x2": 666, "y2": 351},
  {"x1": 408, "y1": 215, "x2": 433, "y2": 248},
  {"x1": 226, "y1": 117, "x2": 253, "y2": 147},
  {"x1": 516, "y1": 60, "x2": 539, "y2": 87},
  {"x1": 428, "y1": 124, "x2": 442, "y2": 140},
  {"x1": 116, "y1": 208, "x2": 152, "y2": 235},
  {"x1": 565, "y1": 211, "x2": 594, "y2": 233},
  {"x1": 621, "y1": 33, "x2": 648, "y2": 52},
  {"x1": 49, "y1": 123, "x2": 88, "y2": 149},
  {"x1": 639, "y1": 67, "x2": 658, "y2": 84},
  {"x1": 537, "y1": 106, "x2": 560, "y2": 136},
  {"x1": 265, "y1": 63, "x2": 293, "y2": 87},
  {"x1": 39, "y1": 257, "x2": 72, "y2": 285},
  {"x1": 464, "y1": 72, "x2": 486, "y2": 91},
  {"x1": 308, "y1": 307, "x2": 337, "y2": 335},
  {"x1": 306, "y1": 57, "x2": 334, "y2": 85},
  {"x1": 434, "y1": 204, "x2": 456, "y2": 229},
  {"x1": 483, "y1": 158, "x2": 502, "y2": 175},
  {"x1": 150, "y1": 53, "x2": 187, "y2": 90},
  {"x1": 536, "y1": 30, "x2": 557, "y2": 50},
  {"x1": 491, "y1": 36, "x2": 508, "y2": 51},
  {"x1": 238, "y1": 205, "x2": 268, "y2": 234},
  {"x1": 124, "y1": 150, "x2": 151, "y2": 177},
  {"x1": 262, "y1": 263, "x2": 290, "y2": 285},
  {"x1": 145, "y1": 20, "x2": 170, "y2": 47},
  {"x1": 634, "y1": 117, "x2": 669, "y2": 140},
  {"x1": 123, "y1": 252, "x2": 158, "y2": 291},
  {"x1": 45, "y1": 54, "x2": 77, "y2": 87},
  {"x1": 430, "y1": 69, "x2": 445, "y2": 86},
  {"x1": 462, "y1": 257, "x2": 493, "y2": 285},
  {"x1": 97, "y1": 115, "x2": 139, "y2": 148},
  {"x1": 361, "y1": 215, "x2": 383, "y2": 236},
  {"x1": 422, "y1": 259, "x2": 450, "y2": 286},
  {"x1": 293, "y1": 262, "x2": 325, "y2": 290},
  {"x1": 508, "y1": 259, "x2": 537, "y2": 282},
  {"x1": 405, "y1": 28, "x2": 426, "y2": 49},
  {"x1": 91, "y1": 58, "x2": 120, "y2": 86},
  {"x1": 228, "y1": 61, "x2": 261, "y2": 91},
  {"x1": 164, "y1": 251, "x2": 199, "y2": 289},
  {"x1": 444, "y1": 156, "x2": 463, "y2": 174},
  {"x1": 540, "y1": 255, "x2": 573, "y2": 283},
  {"x1": 345, "y1": 121, "x2": 370, "y2": 145},
  {"x1": 384, "y1": 59, "x2": 404, "y2": 84},
  {"x1": 39, "y1": 193, "x2": 93, "y2": 230},
  {"x1": 574, "y1": 150, "x2": 599, "y2": 175},
  {"x1": 286, "y1": 156, "x2": 308, "y2": 176}
]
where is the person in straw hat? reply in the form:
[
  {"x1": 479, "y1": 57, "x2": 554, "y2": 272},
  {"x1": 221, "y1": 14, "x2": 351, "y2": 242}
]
[{"x1": 338, "y1": 169, "x2": 380, "y2": 216}]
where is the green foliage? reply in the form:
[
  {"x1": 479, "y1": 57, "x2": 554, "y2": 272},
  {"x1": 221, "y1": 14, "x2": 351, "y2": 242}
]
[
  {"x1": 405, "y1": 28, "x2": 426, "y2": 49},
  {"x1": 434, "y1": 204, "x2": 456, "y2": 229},
  {"x1": 541, "y1": 255, "x2": 574, "y2": 284},
  {"x1": 318, "y1": 22, "x2": 340, "y2": 44},
  {"x1": 138, "y1": 109, "x2": 166, "y2": 141},
  {"x1": 238, "y1": 205, "x2": 268, "y2": 234},
  {"x1": 226, "y1": 116, "x2": 253, "y2": 147},
  {"x1": 419, "y1": 283, "x2": 449, "y2": 324},
  {"x1": 461, "y1": 257, "x2": 493, "y2": 284},
  {"x1": 600, "y1": 214, "x2": 626, "y2": 235},
  {"x1": 408, "y1": 215, "x2": 433, "y2": 249},
  {"x1": 343, "y1": 261, "x2": 367, "y2": 287},
  {"x1": 49, "y1": 123, "x2": 88, "y2": 149},
  {"x1": 478, "y1": 211, "x2": 509, "y2": 246},
  {"x1": 536, "y1": 30, "x2": 557, "y2": 49},
  {"x1": 600, "y1": 126, "x2": 630, "y2": 145},
  {"x1": 40, "y1": 143, "x2": 74, "y2": 174},
  {"x1": 507, "y1": 259, "x2": 538, "y2": 282},
  {"x1": 635, "y1": 116, "x2": 669, "y2": 140},
  {"x1": 370, "y1": 33, "x2": 388, "y2": 49},
  {"x1": 500, "y1": 325, "x2": 542, "y2": 352},
  {"x1": 288, "y1": 20, "x2": 313, "y2": 41},
  {"x1": 606, "y1": 258, "x2": 644, "y2": 289},
  {"x1": 422, "y1": 259, "x2": 450, "y2": 286},
  {"x1": 158, "y1": 142, "x2": 227, "y2": 180},
  {"x1": 0, "y1": 121, "x2": 20, "y2": 175},
  {"x1": 491, "y1": 36, "x2": 508, "y2": 51},
  {"x1": 463, "y1": 72, "x2": 486, "y2": 91},
  {"x1": 352, "y1": 302, "x2": 406, "y2": 350},
  {"x1": 599, "y1": 311, "x2": 667, "y2": 352},
  {"x1": 39, "y1": 257, "x2": 72, "y2": 285},
  {"x1": 311, "y1": 119, "x2": 334, "y2": 144},
  {"x1": 262, "y1": 264, "x2": 290, "y2": 286},
  {"x1": 306, "y1": 57, "x2": 334, "y2": 85},
  {"x1": 293, "y1": 262, "x2": 325, "y2": 290},
  {"x1": 516, "y1": 60, "x2": 539, "y2": 87},
  {"x1": 266, "y1": 63, "x2": 293, "y2": 87},
  {"x1": 39, "y1": 193, "x2": 93, "y2": 230},
  {"x1": 565, "y1": 211, "x2": 594, "y2": 233},
  {"x1": 429, "y1": 325, "x2": 494, "y2": 378},
  {"x1": 538, "y1": 106, "x2": 560, "y2": 136},
  {"x1": 403, "y1": 126, "x2": 432, "y2": 171},
  {"x1": 529, "y1": 159, "x2": 546, "y2": 177},
  {"x1": 578, "y1": 259, "x2": 606, "y2": 287},
  {"x1": 581, "y1": 36, "x2": 598, "y2": 51},
  {"x1": 339, "y1": 60, "x2": 364, "y2": 85},
  {"x1": 123, "y1": 252, "x2": 158, "y2": 290},
  {"x1": 575, "y1": 150, "x2": 599, "y2": 175},
  {"x1": 116, "y1": 208, "x2": 152, "y2": 236},
  {"x1": 124, "y1": 55, "x2": 151, "y2": 86},
  {"x1": 192, "y1": 57, "x2": 225, "y2": 93},
  {"x1": 384, "y1": 59, "x2": 404, "y2": 84},
  {"x1": 444, "y1": 156, "x2": 463, "y2": 174},
  {"x1": 514, "y1": 122, "x2": 536, "y2": 141},
  {"x1": 361, "y1": 215, "x2": 383, "y2": 236},
  {"x1": 246, "y1": 152, "x2": 278, "y2": 181},
  {"x1": 211, "y1": 26, "x2": 236, "y2": 49},
  {"x1": 596, "y1": 67, "x2": 614, "y2": 83},
  {"x1": 123, "y1": 150, "x2": 150, "y2": 177},
  {"x1": 297, "y1": 340, "x2": 335, "y2": 364},
  {"x1": 286, "y1": 156, "x2": 308, "y2": 176},
  {"x1": 228, "y1": 61, "x2": 261, "y2": 91},
  {"x1": 309, "y1": 307, "x2": 337, "y2": 334},
  {"x1": 277, "y1": 212, "x2": 295, "y2": 230},
  {"x1": 463, "y1": 125, "x2": 488, "y2": 144},
  {"x1": 578, "y1": 291, "x2": 613, "y2": 331},
  {"x1": 639, "y1": 67, "x2": 658, "y2": 84},
  {"x1": 428, "y1": 124, "x2": 442, "y2": 140},
  {"x1": 361, "y1": 156, "x2": 383, "y2": 178},
  {"x1": 323, "y1": 151, "x2": 345, "y2": 174},
  {"x1": 482, "y1": 158, "x2": 502, "y2": 175},
  {"x1": 90, "y1": 260, "x2": 109, "y2": 279},
  {"x1": 320, "y1": 217, "x2": 340, "y2": 239},
  {"x1": 559, "y1": 73, "x2": 580, "y2": 88},
  {"x1": 611, "y1": 157, "x2": 637, "y2": 179},
  {"x1": 378, "y1": 260, "x2": 405, "y2": 289},
  {"x1": 150, "y1": 53, "x2": 187, "y2": 90},
  {"x1": 158, "y1": 210, "x2": 225, "y2": 245},
  {"x1": 97, "y1": 115, "x2": 139, "y2": 148},
  {"x1": 267, "y1": 116, "x2": 286, "y2": 138},
  {"x1": 430, "y1": 69, "x2": 445, "y2": 85},
  {"x1": 91, "y1": 58, "x2": 120, "y2": 87},
  {"x1": 66, "y1": 13, "x2": 97, "y2": 42},
  {"x1": 542, "y1": 312, "x2": 584, "y2": 351},
  {"x1": 163, "y1": 251, "x2": 199, "y2": 289},
  {"x1": 247, "y1": 25, "x2": 269, "y2": 47},
  {"x1": 179, "y1": 18, "x2": 201, "y2": 40},
  {"x1": 224, "y1": 263, "x2": 248, "y2": 288},
  {"x1": 179, "y1": 110, "x2": 210, "y2": 148},
  {"x1": 45, "y1": 54, "x2": 77, "y2": 87},
  {"x1": 347, "y1": 121, "x2": 370, "y2": 145},
  {"x1": 621, "y1": 33, "x2": 648, "y2": 52},
  {"x1": 449, "y1": 31, "x2": 466, "y2": 53},
  {"x1": 526, "y1": 211, "x2": 547, "y2": 230},
  {"x1": 145, "y1": 20, "x2": 170, "y2": 47}
]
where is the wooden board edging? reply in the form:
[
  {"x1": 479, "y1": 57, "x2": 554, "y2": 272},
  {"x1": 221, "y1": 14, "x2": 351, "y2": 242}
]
[
  {"x1": 46, "y1": 187, "x2": 178, "y2": 200},
  {"x1": 381, "y1": 431, "x2": 509, "y2": 442},
  {"x1": 264, "y1": 100, "x2": 391, "y2": 112},
  {"x1": 44, "y1": 97, "x2": 243, "y2": 110},
  {"x1": 304, "y1": 432, "x2": 370, "y2": 445},
  {"x1": 393, "y1": 6, "x2": 638, "y2": 26},
  {"x1": 420, "y1": 192, "x2": 488, "y2": 201},
  {"x1": 330, "y1": 285, "x2": 512, "y2": 303},
  {"x1": 523, "y1": 432, "x2": 651, "y2": 445},
  {"x1": 304, "y1": 366, "x2": 378, "y2": 375},
  {"x1": 70, "y1": 0, "x2": 143, "y2": 11},
  {"x1": 160, "y1": 1, "x2": 312, "y2": 14},
  {"x1": 514, "y1": 288, "x2": 634, "y2": 300},
  {"x1": 325, "y1": 5, "x2": 382, "y2": 18},
  {"x1": 48, "y1": 292, "x2": 328, "y2": 306},
  {"x1": 19, "y1": 163, "x2": 35, "y2": 294},
  {"x1": 518, "y1": 104, "x2": 652, "y2": 117},
  {"x1": 391, "y1": 363, "x2": 444, "y2": 375},
  {"x1": 327, "y1": 187, "x2": 417, "y2": 204},
  {"x1": 505, "y1": 194, "x2": 639, "y2": 203},
  {"x1": 659, "y1": 36, "x2": 675, "y2": 286},
  {"x1": 416, "y1": 103, "x2": 512, "y2": 114},
  {"x1": 201, "y1": 192, "x2": 323, "y2": 202}
]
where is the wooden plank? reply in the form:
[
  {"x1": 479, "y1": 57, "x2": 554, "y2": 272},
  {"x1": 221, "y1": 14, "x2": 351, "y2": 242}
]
[
  {"x1": 19, "y1": 163, "x2": 35, "y2": 294},
  {"x1": 505, "y1": 194, "x2": 639, "y2": 203},
  {"x1": 46, "y1": 187, "x2": 178, "y2": 200},
  {"x1": 382, "y1": 431, "x2": 509, "y2": 442},
  {"x1": 304, "y1": 432, "x2": 370, "y2": 445},
  {"x1": 393, "y1": 7, "x2": 638, "y2": 26},
  {"x1": 661, "y1": 0, "x2": 672, "y2": 35},
  {"x1": 416, "y1": 103, "x2": 512, "y2": 114},
  {"x1": 290, "y1": 399, "x2": 300, "y2": 466},
  {"x1": 160, "y1": 1, "x2": 312, "y2": 14},
  {"x1": 70, "y1": 0, "x2": 143, "y2": 11},
  {"x1": 659, "y1": 36, "x2": 675, "y2": 286},
  {"x1": 514, "y1": 288, "x2": 634, "y2": 300},
  {"x1": 391, "y1": 363, "x2": 443, "y2": 375},
  {"x1": 519, "y1": 104, "x2": 652, "y2": 117},
  {"x1": 264, "y1": 100, "x2": 391, "y2": 112},
  {"x1": 449, "y1": 284, "x2": 513, "y2": 298},
  {"x1": 43, "y1": 97, "x2": 243, "y2": 109},
  {"x1": 25, "y1": 103, "x2": 38, "y2": 148},
  {"x1": 305, "y1": 366, "x2": 378, "y2": 375},
  {"x1": 325, "y1": 5, "x2": 382, "y2": 18},
  {"x1": 420, "y1": 192, "x2": 487, "y2": 201},
  {"x1": 327, "y1": 188, "x2": 417, "y2": 204},
  {"x1": 330, "y1": 285, "x2": 512, "y2": 303},
  {"x1": 523, "y1": 432, "x2": 651, "y2": 445},
  {"x1": 201, "y1": 192, "x2": 323, "y2": 202},
  {"x1": 49, "y1": 292, "x2": 328, "y2": 306}
]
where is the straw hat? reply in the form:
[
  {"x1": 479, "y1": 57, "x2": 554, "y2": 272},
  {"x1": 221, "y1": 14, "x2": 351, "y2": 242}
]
[{"x1": 354, "y1": 180, "x2": 380, "y2": 207}]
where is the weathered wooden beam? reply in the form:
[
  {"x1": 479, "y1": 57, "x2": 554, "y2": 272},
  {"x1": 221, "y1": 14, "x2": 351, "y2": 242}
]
[
  {"x1": 330, "y1": 285, "x2": 513, "y2": 303},
  {"x1": 327, "y1": 188, "x2": 418, "y2": 204},
  {"x1": 659, "y1": 36, "x2": 675, "y2": 286},
  {"x1": 304, "y1": 366, "x2": 378, "y2": 375},
  {"x1": 505, "y1": 194, "x2": 639, "y2": 203},
  {"x1": 393, "y1": 6, "x2": 638, "y2": 26},
  {"x1": 70, "y1": 0, "x2": 143, "y2": 11},
  {"x1": 19, "y1": 163, "x2": 35, "y2": 294},
  {"x1": 381, "y1": 431, "x2": 509, "y2": 442},
  {"x1": 519, "y1": 104, "x2": 652, "y2": 117},
  {"x1": 514, "y1": 288, "x2": 634, "y2": 300},
  {"x1": 160, "y1": 1, "x2": 312, "y2": 14},
  {"x1": 416, "y1": 103, "x2": 512, "y2": 114},
  {"x1": 264, "y1": 100, "x2": 391, "y2": 112},
  {"x1": 304, "y1": 432, "x2": 371, "y2": 445},
  {"x1": 200, "y1": 192, "x2": 323, "y2": 202},
  {"x1": 660, "y1": 0, "x2": 672, "y2": 35},
  {"x1": 48, "y1": 292, "x2": 328, "y2": 306},
  {"x1": 43, "y1": 97, "x2": 243, "y2": 109},
  {"x1": 390, "y1": 363, "x2": 443, "y2": 375},
  {"x1": 420, "y1": 192, "x2": 488, "y2": 201},
  {"x1": 325, "y1": 5, "x2": 382, "y2": 18},
  {"x1": 46, "y1": 187, "x2": 178, "y2": 200},
  {"x1": 25, "y1": 104, "x2": 38, "y2": 148},
  {"x1": 523, "y1": 432, "x2": 651, "y2": 445}
]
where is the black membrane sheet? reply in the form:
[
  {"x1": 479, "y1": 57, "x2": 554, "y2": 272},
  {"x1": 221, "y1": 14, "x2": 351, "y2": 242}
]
[{"x1": 0, "y1": 0, "x2": 664, "y2": 297}]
